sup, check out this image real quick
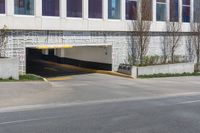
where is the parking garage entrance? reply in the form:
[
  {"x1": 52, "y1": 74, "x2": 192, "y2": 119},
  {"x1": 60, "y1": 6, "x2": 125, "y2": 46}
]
[{"x1": 26, "y1": 44, "x2": 112, "y2": 78}]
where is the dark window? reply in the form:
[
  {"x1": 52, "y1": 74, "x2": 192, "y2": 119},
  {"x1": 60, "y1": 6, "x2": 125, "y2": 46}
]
[
  {"x1": 170, "y1": 0, "x2": 179, "y2": 22},
  {"x1": 67, "y1": 0, "x2": 82, "y2": 17},
  {"x1": 14, "y1": 0, "x2": 34, "y2": 15},
  {"x1": 182, "y1": 0, "x2": 190, "y2": 22},
  {"x1": 0, "y1": 0, "x2": 5, "y2": 14},
  {"x1": 126, "y1": 0, "x2": 137, "y2": 20},
  {"x1": 88, "y1": 0, "x2": 102, "y2": 18},
  {"x1": 42, "y1": 0, "x2": 59, "y2": 16}
]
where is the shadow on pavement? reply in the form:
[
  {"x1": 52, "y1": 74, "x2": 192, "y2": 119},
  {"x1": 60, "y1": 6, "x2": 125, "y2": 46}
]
[{"x1": 27, "y1": 59, "x2": 93, "y2": 78}]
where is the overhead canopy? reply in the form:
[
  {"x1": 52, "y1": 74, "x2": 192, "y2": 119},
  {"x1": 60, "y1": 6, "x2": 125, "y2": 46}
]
[{"x1": 28, "y1": 43, "x2": 112, "y2": 49}]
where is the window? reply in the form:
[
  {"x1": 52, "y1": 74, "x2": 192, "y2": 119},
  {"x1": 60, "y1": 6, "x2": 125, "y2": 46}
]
[
  {"x1": 0, "y1": 0, "x2": 5, "y2": 14},
  {"x1": 67, "y1": 0, "x2": 82, "y2": 17},
  {"x1": 141, "y1": 0, "x2": 152, "y2": 21},
  {"x1": 182, "y1": 0, "x2": 190, "y2": 22},
  {"x1": 126, "y1": 0, "x2": 137, "y2": 20},
  {"x1": 88, "y1": 0, "x2": 102, "y2": 18},
  {"x1": 194, "y1": 0, "x2": 200, "y2": 22},
  {"x1": 156, "y1": 0, "x2": 166, "y2": 21},
  {"x1": 42, "y1": 0, "x2": 59, "y2": 16},
  {"x1": 14, "y1": 0, "x2": 34, "y2": 15},
  {"x1": 170, "y1": 0, "x2": 179, "y2": 22},
  {"x1": 108, "y1": 0, "x2": 121, "y2": 19}
]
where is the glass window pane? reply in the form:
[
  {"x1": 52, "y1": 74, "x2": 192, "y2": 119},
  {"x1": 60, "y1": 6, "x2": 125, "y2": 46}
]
[
  {"x1": 108, "y1": 0, "x2": 121, "y2": 19},
  {"x1": 170, "y1": 0, "x2": 179, "y2": 22},
  {"x1": 14, "y1": 0, "x2": 34, "y2": 15},
  {"x1": 88, "y1": 0, "x2": 102, "y2": 18},
  {"x1": 0, "y1": 0, "x2": 5, "y2": 14},
  {"x1": 67, "y1": 0, "x2": 82, "y2": 17},
  {"x1": 182, "y1": 6, "x2": 190, "y2": 22},
  {"x1": 126, "y1": 0, "x2": 137, "y2": 20},
  {"x1": 182, "y1": 0, "x2": 190, "y2": 5},
  {"x1": 42, "y1": 0, "x2": 59, "y2": 16},
  {"x1": 156, "y1": 3, "x2": 166, "y2": 21}
]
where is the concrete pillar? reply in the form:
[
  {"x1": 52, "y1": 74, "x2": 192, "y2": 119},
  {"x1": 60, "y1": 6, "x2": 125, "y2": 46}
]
[
  {"x1": 166, "y1": 0, "x2": 170, "y2": 21},
  {"x1": 6, "y1": 0, "x2": 14, "y2": 16},
  {"x1": 190, "y1": 0, "x2": 194, "y2": 22},
  {"x1": 103, "y1": 0, "x2": 108, "y2": 20},
  {"x1": 35, "y1": 0, "x2": 42, "y2": 17},
  {"x1": 179, "y1": 0, "x2": 182, "y2": 22},
  {"x1": 60, "y1": 0, "x2": 66, "y2": 18},
  {"x1": 152, "y1": 0, "x2": 156, "y2": 22},
  {"x1": 121, "y1": 0, "x2": 126, "y2": 20},
  {"x1": 83, "y1": 0, "x2": 88, "y2": 19},
  {"x1": 60, "y1": 49, "x2": 65, "y2": 57}
]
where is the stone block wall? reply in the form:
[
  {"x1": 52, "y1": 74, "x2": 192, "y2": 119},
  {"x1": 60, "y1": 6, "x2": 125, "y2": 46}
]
[{"x1": 5, "y1": 30, "x2": 194, "y2": 74}]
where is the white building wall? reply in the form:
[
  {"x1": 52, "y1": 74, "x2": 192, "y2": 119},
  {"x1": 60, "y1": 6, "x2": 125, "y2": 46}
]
[
  {"x1": 57, "y1": 46, "x2": 112, "y2": 64},
  {"x1": 0, "y1": 0, "x2": 194, "y2": 32}
]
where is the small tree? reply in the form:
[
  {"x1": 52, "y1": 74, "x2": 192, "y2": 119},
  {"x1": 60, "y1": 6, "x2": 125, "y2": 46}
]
[
  {"x1": 161, "y1": 34, "x2": 170, "y2": 64},
  {"x1": 0, "y1": 25, "x2": 8, "y2": 58},
  {"x1": 131, "y1": 0, "x2": 152, "y2": 65},
  {"x1": 164, "y1": 1, "x2": 182, "y2": 63},
  {"x1": 166, "y1": 22, "x2": 182, "y2": 63}
]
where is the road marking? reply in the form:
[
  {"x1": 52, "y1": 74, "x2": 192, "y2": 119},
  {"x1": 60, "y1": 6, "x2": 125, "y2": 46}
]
[
  {"x1": 47, "y1": 76, "x2": 71, "y2": 81},
  {"x1": 0, "y1": 116, "x2": 65, "y2": 126},
  {"x1": 179, "y1": 100, "x2": 200, "y2": 104},
  {"x1": 44, "y1": 67, "x2": 58, "y2": 72}
]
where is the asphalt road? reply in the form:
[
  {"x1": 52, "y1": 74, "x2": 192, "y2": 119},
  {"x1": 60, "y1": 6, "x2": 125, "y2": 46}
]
[
  {"x1": 1, "y1": 59, "x2": 200, "y2": 133},
  {"x1": 1, "y1": 94, "x2": 200, "y2": 133}
]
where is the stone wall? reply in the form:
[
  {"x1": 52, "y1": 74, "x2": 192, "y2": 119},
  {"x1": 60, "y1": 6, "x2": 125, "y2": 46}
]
[
  {"x1": 0, "y1": 57, "x2": 19, "y2": 80},
  {"x1": 5, "y1": 30, "x2": 194, "y2": 74}
]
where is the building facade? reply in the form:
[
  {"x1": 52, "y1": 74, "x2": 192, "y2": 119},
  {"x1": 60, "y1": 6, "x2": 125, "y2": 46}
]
[{"x1": 0, "y1": 0, "x2": 199, "y2": 74}]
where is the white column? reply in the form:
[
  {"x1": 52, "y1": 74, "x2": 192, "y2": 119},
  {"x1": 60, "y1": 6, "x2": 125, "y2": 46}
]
[
  {"x1": 35, "y1": 0, "x2": 42, "y2": 17},
  {"x1": 6, "y1": 0, "x2": 14, "y2": 16},
  {"x1": 153, "y1": 0, "x2": 156, "y2": 22},
  {"x1": 83, "y1": 0, "x2": 88, "y2": 19},
  {"x1": 190, "y1": 0, "x2": 194, "y2": 22},
  {"x1": 60, "y1": 0, "x2": 66, "y2": 18},
  {"x1": 103, "y1": 0, "x2": 108, "y2": 20},
  {"x1": 166, "y1": 0, "x2": 170, "y2": 21},
  {"x1": 121, "y1": 0, "x2": 126, "y2": 20},
  {"x1": 60, "y1": 49, "x2": 65, "y2": 57},
  {"x1": 179, "y1": 0, "x2": 182, "y2": 22}
]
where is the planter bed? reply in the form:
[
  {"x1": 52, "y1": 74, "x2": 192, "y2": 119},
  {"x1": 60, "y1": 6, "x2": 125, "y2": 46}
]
[
  {"x1": 0, "y1": 57, "x2": 19, "y2": 80},
  {"x1": 118, "y1": 63, "x2": 195, "y2": 78}
]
